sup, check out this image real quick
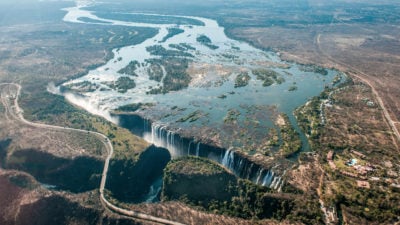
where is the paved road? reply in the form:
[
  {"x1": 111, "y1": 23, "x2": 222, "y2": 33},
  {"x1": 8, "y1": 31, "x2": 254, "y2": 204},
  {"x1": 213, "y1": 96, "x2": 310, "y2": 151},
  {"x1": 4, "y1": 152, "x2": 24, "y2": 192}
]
[{"x1": 0, "y1": 83, "x2": 185, "y2": 225}]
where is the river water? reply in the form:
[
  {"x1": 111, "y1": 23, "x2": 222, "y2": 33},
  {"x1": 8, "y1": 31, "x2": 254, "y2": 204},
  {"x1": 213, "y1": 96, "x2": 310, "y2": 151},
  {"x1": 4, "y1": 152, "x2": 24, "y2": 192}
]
[{"x1": 58, "y1": 0, "x2": 343, "y2": 202}]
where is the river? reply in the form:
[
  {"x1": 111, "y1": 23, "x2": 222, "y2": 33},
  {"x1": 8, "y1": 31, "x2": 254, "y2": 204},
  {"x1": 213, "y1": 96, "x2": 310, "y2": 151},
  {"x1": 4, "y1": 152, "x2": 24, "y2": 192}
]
[{"x1": 58, "y1": 0, "x2": 343, "y2": 202}]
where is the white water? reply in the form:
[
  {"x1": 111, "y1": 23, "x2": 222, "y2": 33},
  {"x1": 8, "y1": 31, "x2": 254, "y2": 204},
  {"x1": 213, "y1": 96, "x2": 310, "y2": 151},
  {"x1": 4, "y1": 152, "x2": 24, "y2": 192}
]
[
  {"x1": 59, "y1": 0, "x2": 290, "y2": 122},
  {"x1": 57, "y1": 1, "x2": 341, "y2": 193},
  {"x1": 221, "y1": 149, "x2": 283, "y2": 190},
  {"x1": 59, "y1": 0, "x2": 339, "y2": 151}
]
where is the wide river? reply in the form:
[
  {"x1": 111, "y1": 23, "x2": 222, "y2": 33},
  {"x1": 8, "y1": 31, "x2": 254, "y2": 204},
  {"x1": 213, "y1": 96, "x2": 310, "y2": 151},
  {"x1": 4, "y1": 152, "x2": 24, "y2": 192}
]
[
  {"x1": 56, "y1": 0, "x2": 346, "y2": 202},
  {"x1": 59, "y1": 0, "x2": 343, "y2": 156}
]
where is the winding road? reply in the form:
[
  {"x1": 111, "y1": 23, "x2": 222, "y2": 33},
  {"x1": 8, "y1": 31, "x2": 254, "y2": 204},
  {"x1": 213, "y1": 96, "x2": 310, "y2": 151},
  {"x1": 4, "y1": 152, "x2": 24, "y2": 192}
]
[{"x1": 0, "y1": 83, "x2": 185, "y2": 225}]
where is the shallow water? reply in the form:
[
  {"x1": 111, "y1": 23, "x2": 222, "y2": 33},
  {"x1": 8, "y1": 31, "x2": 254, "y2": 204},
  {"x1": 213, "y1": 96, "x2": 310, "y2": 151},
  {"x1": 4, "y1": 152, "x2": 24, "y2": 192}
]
[
  {"x1": 60, "y1": 1, "x2": 342, "y2": 151},
  {"x1": 55, "y1": 0, "x2": 347, "y2": 202}
]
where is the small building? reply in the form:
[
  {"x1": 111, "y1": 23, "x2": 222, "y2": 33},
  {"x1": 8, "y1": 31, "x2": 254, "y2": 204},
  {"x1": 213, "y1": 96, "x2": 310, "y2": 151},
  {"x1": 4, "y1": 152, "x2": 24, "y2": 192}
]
[
  {"x1": 329, "y1": 161, "x2": 337, "y2": 170},
  {"x1": 354, "y1": 165, "x2": 368, "y2": 176},
  {"x1": 357, "y1": 180, "x2": 370, "y2": 189},
  {"x1": 391, "y1": 184, "x2": 400, "y2": 189},
  {"x1": 351, "y1": 150, "x2": 366, "y2": 159},
  {"x1": 341, "y1": 171, "x2": 358, "y2": 178},
  {"x1": 370, "y1": 177, "x2": 380, "y2": 181}
]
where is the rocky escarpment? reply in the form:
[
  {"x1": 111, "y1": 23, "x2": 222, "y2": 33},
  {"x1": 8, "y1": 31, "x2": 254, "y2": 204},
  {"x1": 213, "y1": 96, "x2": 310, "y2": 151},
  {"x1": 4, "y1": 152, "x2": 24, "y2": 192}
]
[
  {"x1": 0, "y1": 171, "x2": 143, "y2": 225},
  {"x1": 162, "y1": 156, "x2": 237, "y2": 205},
  {"x1": 0, "y1": 147, "x2": 103, "y2": 193},
  {"x1": 162, "y1": 157, "x2": 323, "y2": 224},
  {"x1": 105, "y1": 145, "x2": 171, "y2": 202}
]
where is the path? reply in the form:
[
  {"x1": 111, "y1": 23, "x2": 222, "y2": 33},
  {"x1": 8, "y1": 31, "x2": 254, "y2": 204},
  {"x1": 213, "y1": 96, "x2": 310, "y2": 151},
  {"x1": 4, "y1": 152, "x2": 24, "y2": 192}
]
[{"x1": 0, "y1": 83, "x2": 185, "y2": 225}]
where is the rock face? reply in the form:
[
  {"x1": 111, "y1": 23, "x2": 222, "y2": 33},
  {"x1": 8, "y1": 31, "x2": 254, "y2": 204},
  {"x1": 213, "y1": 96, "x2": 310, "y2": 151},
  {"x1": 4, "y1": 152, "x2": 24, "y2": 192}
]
[
  {"x1": 162, "y1": 157, "x2": 237, "y2": 205},
  {"x1": 3, "y1": 149, "x2": 103, "y2": 193},
  {"x1": 0, "y1": 171, "x2": 142, "y2": 225},
  {"x1": 161, "y1": 157, "x2": 324, "y2": 224},
  {"x1": 106, "y1": 145, "x2": 171, "y2": 202}
]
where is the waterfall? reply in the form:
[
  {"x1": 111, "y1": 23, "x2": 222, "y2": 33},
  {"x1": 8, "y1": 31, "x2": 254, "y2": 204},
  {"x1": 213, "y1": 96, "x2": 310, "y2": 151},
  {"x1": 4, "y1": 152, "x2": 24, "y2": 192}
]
[
  {"x1": 256, "y1": 169, "x2": 264, "y2": 184},
  {"x1": 145, "y1": 123, "x2": 182, "y2": 158},
  {"x1": 195, "y1": 142, "x2": 200, "y2": 156},
  {"x1": 221, "y1": 149, "x2": 235, "y2": 172},
  {"x1": 131, "y1": 116, "x2": 284, "y2": 190},
  {"x1": 237, "y1": 158, "x2": 244, "y2": 176},
  {"x1": 245, "y1": 163, "x2": 254, "y2": 179},
  {"x1": 144, "y1": 177, "x2": 163, "y2": 203},
  {"x1": 220, "y1": 149, "x2": 283, "y2": 190},
  {"x1": 261, "y1": 170, "x2": 274, "y2": 187},
  {"x1": 187, "y1": 141, "x2": 192, "y2": 155},
  {"x1": 166, "y1": 130, "x2": 175, "y2": 150}
]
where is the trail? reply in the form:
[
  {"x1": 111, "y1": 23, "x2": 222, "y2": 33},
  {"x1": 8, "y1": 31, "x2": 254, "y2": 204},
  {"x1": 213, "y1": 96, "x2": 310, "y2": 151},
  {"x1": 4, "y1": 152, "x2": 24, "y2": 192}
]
[
  {"x1": 0, "y1": 83, "x2": 185, "y2": 225},
  {"x1": 315, "y1": 34, "x2": 400, "y2": 144}
]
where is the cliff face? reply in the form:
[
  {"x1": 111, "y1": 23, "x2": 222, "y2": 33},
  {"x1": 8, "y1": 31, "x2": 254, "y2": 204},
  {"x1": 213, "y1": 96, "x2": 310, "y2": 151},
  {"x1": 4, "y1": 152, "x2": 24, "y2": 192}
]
[
  {"x1": 162, "y1": 157, "x2": 323, "y2": 224},
  {"x1": 3, "y1": 149, "x2": 104, "y2": 193},
  {"x1": 0, "y1": 171, "x2": 142, "y2": 225},
  {"x1": 106, "y1": 145, "x2": 171, "y2": 202},
  {"x1": 162, "y1": 157, "x2": 237, "y2": 205}
]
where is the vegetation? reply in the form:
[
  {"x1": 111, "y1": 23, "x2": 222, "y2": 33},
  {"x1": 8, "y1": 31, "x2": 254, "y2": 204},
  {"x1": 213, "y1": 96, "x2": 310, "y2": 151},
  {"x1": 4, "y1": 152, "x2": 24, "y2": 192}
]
[
  {"x1": 332, "y1": 73, "x2": 342, "y2": 85},
  {"x1": 234, "y1": 72, "x2": 251, "y2": 88},
  {"x1": 277, "y1": 114, "x2": 302, "y2": 158},
  {"x1": 94, "y1": 12, "x2": 205, "y2": 26},
  {"x1": 146, "y1": 59, "x2": 164, "y2": 82},
  {"x1": 109, "y1": 76, "x2": 136, "y2": 93},
  {"x1": 165, "y1": 157, "x2": 226, "y2": 176},
  {"x1": 114, "y1": 102, "x2": 155, "y2": 113},
  {"x1": 299, "y1": 65, "x2": 328, "y2": 75},
  {"x1": 196, "y1": 35, "x2": 219, "y2": 50},
  {"x1": 295, "y1": 91, "x2": 326, "y2": 142},
  {"x1": 217, "y1": 94, "x2": 227, "y2": 99},
  {"x1": 5, "y1": 150, "x2": 103, "y2": 193},
  {"x1": 0, "y1": 22, "x2": 159, "y2": 163},
  {"x1": 107, "y1": 145, "x2": 170, "y2": 202},
  {"x1": 65, "y1": 81, "x2": 98, "y2": 92},
  {"x1": 21, "y1": 92, "x2": 149, "y2": 161},
  {"x1": 331, "y1": 179, "x2": 400, "y2": 224},
  {"x1": 77, "y1": 17, "x2": 112, "y2": 24},
  {"x1": 252, "y1": 68, "x2": 285, "y2": 87},
  {"x1": 224, "y1": 109, "x2": 241, "y2": 124},
  {"x1": 162, "y1": 157, "x2": 323, "y2": 224},
  {"x1": 146, "y1": 86, "x2": 164, "y2": 95},
  {"x1": 295, "y1": 80, "x2": 400, "y2": 224},
  {"x1": 117, "y1": 60, "x2": 140, "y2": 76},
  {"x1": 169, "y1": 43, "x2": 196, "y2": 51},
  {"x1": 162, "y1": 57, "x2": 192, "y2": 92},
  {"x1": 146, "y1": 45, "x2": 194, "y2": 58},
  {"x1": 160, "y1": 28, "x2": 184, "y2": 43},
  {"x1": 145, "y1": 57, "x2": 192, "y2": 93},
  {"x1": 288, "y1": 85, "x2": 298, "y2": 91},
  {"x1": 176, "y1": 110, "x2": 204, "y2": 123}
]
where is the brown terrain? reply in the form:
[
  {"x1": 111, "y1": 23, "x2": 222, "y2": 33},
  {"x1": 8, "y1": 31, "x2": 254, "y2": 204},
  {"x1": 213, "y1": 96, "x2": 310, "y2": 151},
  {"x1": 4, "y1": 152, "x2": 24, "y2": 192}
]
[
  {"x1": 232, "y1": 23, "x2": 400, "y2": 144},
  {"x1": 1, "y1": 1, "x2": 400, "y2": 224},
  {"x1": 227, "y1": 3, "x2": 400, "y2": 224}
]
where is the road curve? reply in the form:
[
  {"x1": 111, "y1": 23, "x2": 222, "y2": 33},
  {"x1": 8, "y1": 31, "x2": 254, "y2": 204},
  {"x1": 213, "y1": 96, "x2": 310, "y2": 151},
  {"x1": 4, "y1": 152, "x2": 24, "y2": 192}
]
[{"x1": 0, "y1": 83, "x2": 185, "y2": 225}]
